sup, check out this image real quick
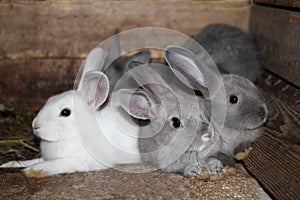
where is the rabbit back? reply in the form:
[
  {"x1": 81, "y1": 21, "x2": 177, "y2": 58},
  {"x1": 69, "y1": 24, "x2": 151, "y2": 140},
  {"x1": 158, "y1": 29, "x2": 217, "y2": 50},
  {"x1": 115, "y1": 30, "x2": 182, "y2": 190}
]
[{"x1": 186, "y1": 24, "x2": 261, "y2": 81}]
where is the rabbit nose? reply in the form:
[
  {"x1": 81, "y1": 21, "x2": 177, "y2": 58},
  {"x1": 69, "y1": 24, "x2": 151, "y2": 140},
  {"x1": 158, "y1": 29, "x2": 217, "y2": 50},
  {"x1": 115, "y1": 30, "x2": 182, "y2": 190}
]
[{"x1": 32, "y1": 117, "x2": 40, "y2": 129}]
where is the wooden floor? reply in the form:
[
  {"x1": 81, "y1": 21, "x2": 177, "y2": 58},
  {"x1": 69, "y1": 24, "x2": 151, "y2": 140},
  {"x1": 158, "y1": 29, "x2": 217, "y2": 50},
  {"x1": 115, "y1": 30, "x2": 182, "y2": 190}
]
[{"x1": 243, "y1": 71, "x2": 300, "y2": 200}]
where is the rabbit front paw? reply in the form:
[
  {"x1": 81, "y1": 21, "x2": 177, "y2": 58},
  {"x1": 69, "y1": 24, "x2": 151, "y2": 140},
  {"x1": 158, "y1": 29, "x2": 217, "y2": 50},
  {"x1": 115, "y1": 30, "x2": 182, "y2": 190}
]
[
  {"x1": 206, "y1": 157, "x2": 238, "y2": 181},
  {"x1": 22, "y1": 159, "x2": 74, "y2": 178},
  {"x1": 23, "y1": 168, "x2": 51, "y2": 178},
  {"x1": 183, "y1": 163, "x2": 208, "y2": 179},
  {"x1": 206, "y1": 157, "x2": 223, "y2": 176}
]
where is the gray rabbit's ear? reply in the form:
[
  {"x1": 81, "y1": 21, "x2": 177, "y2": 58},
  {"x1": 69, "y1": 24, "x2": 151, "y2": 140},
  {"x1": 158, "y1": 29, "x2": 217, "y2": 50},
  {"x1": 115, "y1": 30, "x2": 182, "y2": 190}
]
[
  {"x1": 118, "y1": 88, "x2": 155, "y2": 120},
  {"x1": 164, "y1": 45, "x2": 210, "y2": 98},
  {"x1": 127, "y1": 65, "x2": 175, "y2": 101},
  {"x1": 77, "y1": 47, "x2": 105, "y2": 91},
  {"x1": 104, "y1": 30, "x2": 121, "y2": 69},
  {"x1": 80, "y1": 71, "x2": 109, "y2": 110},
  {"x1": 125, "y1": 51, "x2": 151, "y2": 72}
]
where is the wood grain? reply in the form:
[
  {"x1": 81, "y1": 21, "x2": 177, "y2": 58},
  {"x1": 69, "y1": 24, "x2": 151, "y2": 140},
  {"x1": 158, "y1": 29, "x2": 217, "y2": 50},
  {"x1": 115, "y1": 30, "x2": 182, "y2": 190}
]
[
  {"x1": 0, "y1": 0, "x2": 250, "y2": 59},
  {"x1": 253, "y1": 0, "x2": 300, "y2": 8},
  {"x1": 249, "y1": 5, "x2": 300, "y2": 87},
  {"x1": 243, "y1": 72, "x2": 300, "y2": 200},
  {"x1": 0, "y1": 0, "x2": 251, "y2": 110},
  {"x1": 0, "y1": 59, "x2": 82, "y2": 111}
]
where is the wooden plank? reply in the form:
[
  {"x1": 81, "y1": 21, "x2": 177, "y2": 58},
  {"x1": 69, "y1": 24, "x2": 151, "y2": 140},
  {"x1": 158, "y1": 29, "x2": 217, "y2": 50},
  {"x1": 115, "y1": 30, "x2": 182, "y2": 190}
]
[
  {"x1": 0, "y1": 0, "x2": 250, "y2": 59},
  {"x1": 253, "y1": 0, "x2": 300, "y2": 9},
  {"x1": 249, "y1": 5, "x2": 300, "y2": 87},
  {"x1": 243, "y1": 72, "x2": 300, "y2": 200},
  {"x1": 0, "y1": 59, "x2": 82, "y2": 111},
  {"x1": 0, "y1": 164, "x2": 269, "y2": 199}
]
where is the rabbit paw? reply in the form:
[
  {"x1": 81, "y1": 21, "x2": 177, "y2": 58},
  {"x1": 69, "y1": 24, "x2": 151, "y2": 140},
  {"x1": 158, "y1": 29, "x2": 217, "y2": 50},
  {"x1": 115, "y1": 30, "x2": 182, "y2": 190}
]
[
  {"x1": 235, "y1": 147, "x2": 253, "y2": 160},
  {"x1": 21, "y1": 159, "x2": 72, "y2": 178},
  {"x1": 209, "y1": 167, "x2": 237, "y2": 181},
  {"x1": 183, "y1": 163, "x2": 208, "y2": 179},
  {"x1": 206, "y1": 157, "x2": 237, "y2": 181},
  {"x1": 206, "y1": 157, "x2": 223, "y2": 176},
  {"x1": 23, "y1": 168, "x2": 50, "y2": 178}
]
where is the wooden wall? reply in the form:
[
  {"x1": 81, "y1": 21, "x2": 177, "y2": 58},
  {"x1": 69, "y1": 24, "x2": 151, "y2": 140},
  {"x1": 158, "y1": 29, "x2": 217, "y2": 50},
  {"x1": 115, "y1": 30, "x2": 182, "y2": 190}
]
[
  {"x1": 250, "y1": 1, "x2": 300, "y2": 87},
  {"x1": 0, "y1": 0, "x2": 251, "y2": 110}
]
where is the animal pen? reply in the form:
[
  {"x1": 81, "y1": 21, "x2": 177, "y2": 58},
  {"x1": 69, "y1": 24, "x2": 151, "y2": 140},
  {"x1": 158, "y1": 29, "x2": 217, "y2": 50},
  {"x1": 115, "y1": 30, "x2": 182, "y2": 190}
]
[{"x1": 0, "y1": 0, "x2": 299, "y2": 199}]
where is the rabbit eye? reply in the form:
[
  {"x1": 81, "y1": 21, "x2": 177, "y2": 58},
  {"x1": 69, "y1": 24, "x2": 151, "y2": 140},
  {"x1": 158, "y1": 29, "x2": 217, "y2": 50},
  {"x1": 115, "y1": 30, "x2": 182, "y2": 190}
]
[
  {"x1": 229, "y1": 95, "x2": 239, "y2": 104},
  {"x1": 60, "y1": 108, "x2": 71, "y2": 117},
  {"x1": 171, "y1": 117, "x2": 181, "y2": 128}
]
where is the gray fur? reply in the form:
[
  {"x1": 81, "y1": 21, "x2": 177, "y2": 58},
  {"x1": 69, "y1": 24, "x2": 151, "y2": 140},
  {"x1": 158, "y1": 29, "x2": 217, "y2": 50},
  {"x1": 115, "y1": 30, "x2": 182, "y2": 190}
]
[
  {"x1": 118, "y1": 65, "x2": 220, "y2": 176},
  {"x1": 104, "y1": 51, "x2": 151, "y2": 92},
  {"x1": 164, "y1": 45, "x2": 268, "y2": 173},
  {"x1": 102, "y1": 31, "x2": 151, "y2": 92},
  {"x1": 184, "y1": 23, "x2": 261, "y2": 81}
]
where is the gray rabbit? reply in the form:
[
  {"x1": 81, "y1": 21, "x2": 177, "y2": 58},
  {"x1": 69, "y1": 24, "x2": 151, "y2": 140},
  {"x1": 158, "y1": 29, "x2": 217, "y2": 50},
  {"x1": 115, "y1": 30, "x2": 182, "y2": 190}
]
[
  {"x1": 164, "y1": 45, "x2": 268, "y2": 170},
  {"x1": 118, "y1": 64, "x2": 229, "y2": 177},
  {"x1": 184, "y1": 23, "x2": 261, "y2": 81},
  {"x1": 118, "y1": 45, "x2": 268, "y2": 178},
  {"x1": 119, "y1": 46, "x2": 268, "y2": 179}
]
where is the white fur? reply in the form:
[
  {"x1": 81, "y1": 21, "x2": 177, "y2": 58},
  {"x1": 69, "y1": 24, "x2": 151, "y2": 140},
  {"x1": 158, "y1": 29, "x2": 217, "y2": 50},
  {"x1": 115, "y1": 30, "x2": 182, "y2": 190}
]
[
  {"x1": 1, "y1": 46, "x2": 142, "y2": 177},
  {"x1": 1, "y1": 90, "x2": 141, "y2": 176}
]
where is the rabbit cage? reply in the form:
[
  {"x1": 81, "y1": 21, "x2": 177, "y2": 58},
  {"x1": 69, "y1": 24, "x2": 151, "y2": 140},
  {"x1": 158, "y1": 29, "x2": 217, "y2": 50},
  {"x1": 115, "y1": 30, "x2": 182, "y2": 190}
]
[{"x1": 0, "y1": 0, "x2": 299, "y2": 199}]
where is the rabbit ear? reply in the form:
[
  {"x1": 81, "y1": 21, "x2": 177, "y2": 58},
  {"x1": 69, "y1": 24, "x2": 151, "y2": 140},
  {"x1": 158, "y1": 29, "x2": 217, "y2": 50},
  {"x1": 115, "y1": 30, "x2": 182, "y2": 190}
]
[
  {"x1": 118, "y1": 88, "x2": 154, "y2": 120},
  {"x1": 164, "y1": 45, "x2": 210, "y2": 98},
  {"x1": 77, "y1": 47, "x2": 105, "y2": 91},
  {"x1": 125, "y1": 51, "x2": 151, "y2": 73},
  {"x1": 80, "y1": 71, "x2": 109, "y2": 110},
  {"x1": 104, "y1": 30, "x2": 121, "y2": 70},
  {"x1": 127, "y1": 65, "x2": 176, "y2": 102}
]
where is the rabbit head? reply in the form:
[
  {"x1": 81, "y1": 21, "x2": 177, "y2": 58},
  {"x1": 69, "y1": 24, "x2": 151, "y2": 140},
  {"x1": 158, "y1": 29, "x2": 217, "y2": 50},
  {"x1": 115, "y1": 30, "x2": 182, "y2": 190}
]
[
  {"x1": 33, "y1": 46, "x2": 109, "y2": 142},
  {"x1": 164, "y1": 45, "x2": 268, "y2": 131},
  {"x1": 118, "y1": 65, "x2": 216, "y2": 169},
  {"x1": 32, "y1": 71, "x2": 110, "y2": 142}
]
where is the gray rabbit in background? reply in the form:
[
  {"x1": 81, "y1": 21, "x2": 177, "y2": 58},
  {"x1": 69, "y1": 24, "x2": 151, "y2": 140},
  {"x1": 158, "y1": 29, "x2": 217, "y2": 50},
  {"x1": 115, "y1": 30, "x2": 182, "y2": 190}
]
[
  {"x1": 118, "y1": 64, "x2": 232, "y2": 177},
  {"x1": 164, "y1": 45, "x2": 268, "y2": 170},
  {"x1": 103, "y1": 31, "x2": 151, "y2": 92},
  {"x1": 184, "y1": 23, "x2": 261, "y2": 81}
]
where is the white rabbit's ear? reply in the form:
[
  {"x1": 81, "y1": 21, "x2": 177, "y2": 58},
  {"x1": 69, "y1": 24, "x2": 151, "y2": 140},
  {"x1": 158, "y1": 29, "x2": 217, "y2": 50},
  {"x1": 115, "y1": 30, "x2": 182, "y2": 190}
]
[
  {"x1": 164, "y1": 45, "x2": 210, "y2": 98},
  {"x1": 77, "y1": 47, "x2": 105, "y2": 91},
  {"x1": 118, "y1": 88, "x2": 155, "y2": 120},
  {"x1": 80, "y1": 71, "x2": 109, "y2": 110}
]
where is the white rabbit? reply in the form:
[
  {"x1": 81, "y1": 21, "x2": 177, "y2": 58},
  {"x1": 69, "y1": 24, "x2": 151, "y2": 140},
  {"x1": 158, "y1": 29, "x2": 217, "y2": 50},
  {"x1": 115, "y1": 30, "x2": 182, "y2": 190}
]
[{"x1": 0, "y1": 47, "x2": 142, "y2": 177}]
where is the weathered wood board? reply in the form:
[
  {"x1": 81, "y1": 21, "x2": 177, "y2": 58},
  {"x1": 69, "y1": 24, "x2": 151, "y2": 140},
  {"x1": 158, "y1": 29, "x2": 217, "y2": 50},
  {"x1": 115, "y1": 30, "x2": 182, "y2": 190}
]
[
  {"x1": 243, "y1": 72, "x2": 300, "y2": 200},
  {"x1": 0, "y1": 0, "x2": 250, "y2": 59},
  {"x1": 0, "y1": 0, "x2": 251, "y2": 110},
  {"x1": 0, "y1": 59, "x2": 82, "y2": 111},
  {"x1": 254, "y1": 0, "x2": 300, "y2": 8},
  {"x1": 0, "y1": 164, "x2": 270, "y2": 199},
  {"x1": 249, "y1": 5, "x2": 300, "y2": 87}
]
